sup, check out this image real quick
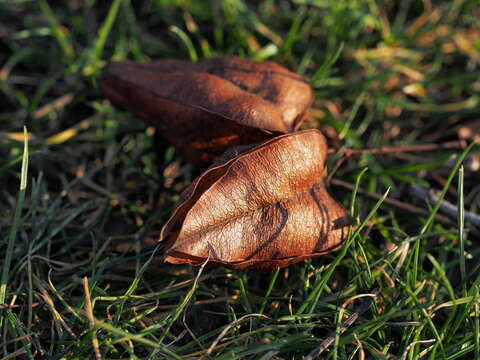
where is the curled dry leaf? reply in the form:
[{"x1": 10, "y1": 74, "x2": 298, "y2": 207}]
[
  {"x1": 99, "y1": 56, "x2": 313, "y2": 165},
  {"x1": 160, "y1": 129, "x2": 350, "y2": 270}
]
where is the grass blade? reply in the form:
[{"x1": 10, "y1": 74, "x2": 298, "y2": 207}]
[
  {"x1": 0, "y1": 127, "x2": 28, "y2": 327},
  {"x1": 84, "y1": 0, "x2": 123, "y2": 75},
  {"x1": 458, "y1": 166, "x2": 466, "y2": 297},
  {"x1": 169, "y1": 26, "x2": 199, "y2": 62},
  {"x1": 37, "y1": 0, "x2": 74, "y2": 62},
  {"x1": 412, "y1": 142, "x2": 475, "y2": 285},
  {"x1": 299, "y1": 187, "x2": 390, "y2": 315}
]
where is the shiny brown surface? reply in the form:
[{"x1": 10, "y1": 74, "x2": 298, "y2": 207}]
[
  {"x1": 99, "y1": 56, "x2": 313, "y2": 165},
  {"x1": 160, "y1": 130, "x2": 350, "y2": 270}
]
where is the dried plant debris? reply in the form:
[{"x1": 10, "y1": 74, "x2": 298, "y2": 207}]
[
  {"x1": 100, "y1": 56, "x2": 313, "y2": 165},
  {"x1": 160, "y1": 130, "x2": 350, "y2": 270}
]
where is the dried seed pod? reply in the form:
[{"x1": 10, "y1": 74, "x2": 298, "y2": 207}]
[
  {"x1": 99, "y1": 56, "x2": 313, "y2": 165},
  {"x1": 160, "y1": 129, "x2": 350, "y2": 270}
]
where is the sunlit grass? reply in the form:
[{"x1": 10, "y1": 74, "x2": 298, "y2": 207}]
[{"x1": 1, "y1": 0, "x2": 479, "y2": 358}]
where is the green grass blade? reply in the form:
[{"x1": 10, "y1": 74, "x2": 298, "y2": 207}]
[
  {"x1": 458, "y1": 166, "x2": 466, "y2": 297},
  {"x1": 350, "y1": 167, "x2": 369, "y2": 218},
  {"x1": 113, "y1": 244, "x2": 162, "y2": 325},
  {"x1": 412, "y1": 142, "x2": 475, "y2": 285},
  {"x1": 299, "y1": 187, "x2": 390, "y2": 315},
  {"x1": 84, "y1": 0, "x2": 123, "y2": 75},
  {"x1": 310, "y1": 41, "x2": 344, "y2": 84},
  {"x1": 475, "y1": 286, "x2": 480, "y2": 359},
  {"x1": 37, "y1": 0, "x2": 74, "y2": 62},
  {"x1": 169, "y1": 26, "x2": 199, "y2": 62},
  {"x1": 259, "y1": 268, "x2": 280, "y2": 315},
  {"x1": 0, "y1": 127, "x2": 28, "y2": 327}
]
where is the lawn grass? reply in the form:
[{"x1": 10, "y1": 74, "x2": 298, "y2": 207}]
[{"x1": 1, "y1": 0, "x2": 480, "y2": 359}]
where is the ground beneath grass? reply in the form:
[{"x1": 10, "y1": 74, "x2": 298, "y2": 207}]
[{"x1": 1, "y1": 1, "x2": 480, "y2": 359}]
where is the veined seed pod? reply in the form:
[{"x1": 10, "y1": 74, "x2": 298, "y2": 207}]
[
  {"x1": 160, "y1": 129, "x2": 350, "y2": 270},
  {"x1": 99, "y1": 56, "x2": 313, "y2": 166}
]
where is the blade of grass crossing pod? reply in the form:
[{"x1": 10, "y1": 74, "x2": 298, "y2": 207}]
[
  {"x1": 0, "y1": 127, "x2": 28, "y2": 328},
  {"x1": 298, "y1": 188, "x2": 390, "y2": 316},
  {"x1": 412, "y1": 142, "x2": 475, "y2": 286}
]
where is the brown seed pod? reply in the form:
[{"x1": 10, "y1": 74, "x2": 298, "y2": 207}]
[
  {"x1": 160, "y1": 129, "x2": 350, "y2": 270},
  {"x1": 99, "y1": 56, "x2": 313, "y2": 165}
]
